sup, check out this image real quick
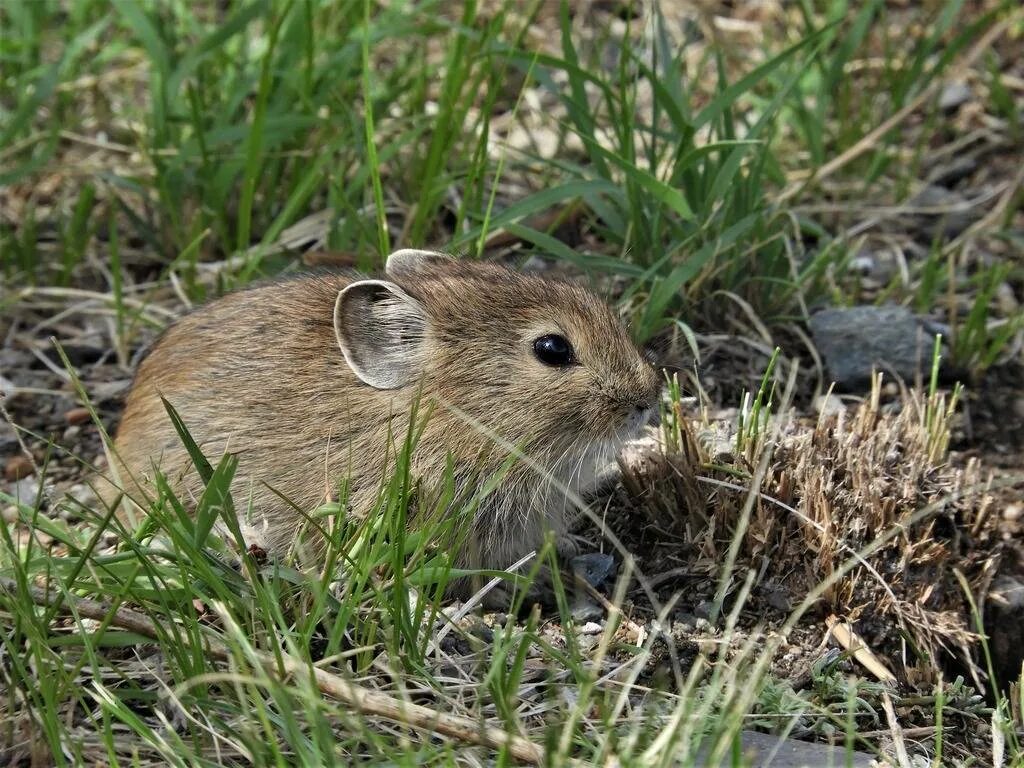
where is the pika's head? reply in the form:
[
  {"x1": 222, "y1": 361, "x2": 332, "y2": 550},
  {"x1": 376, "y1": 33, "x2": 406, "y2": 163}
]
[{"x1": 334, "y1": 250, "x2": 662, "y2": 479}]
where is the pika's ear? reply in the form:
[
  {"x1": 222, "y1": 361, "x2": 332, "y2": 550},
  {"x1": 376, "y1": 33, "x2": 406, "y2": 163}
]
[
  {"x1": 384, "y1": 249, "x2": 455, "y2": 281},
  {"x1": 333, "y1": 280, "x2": 428, "y2": 389}
]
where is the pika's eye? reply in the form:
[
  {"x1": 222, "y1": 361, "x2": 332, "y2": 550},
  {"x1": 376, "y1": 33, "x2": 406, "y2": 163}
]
[{"x1": 533, "y1": 334, "x2": 575, "y2": 367}]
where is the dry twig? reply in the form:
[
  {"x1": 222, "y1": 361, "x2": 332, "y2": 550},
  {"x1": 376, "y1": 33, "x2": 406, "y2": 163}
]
[
  {"x1": 0, "y1": 577, "x2": 550, "y2": 765},
  {"x1": 776, "y1": 13, "x2": 1019, "y2": 205}
]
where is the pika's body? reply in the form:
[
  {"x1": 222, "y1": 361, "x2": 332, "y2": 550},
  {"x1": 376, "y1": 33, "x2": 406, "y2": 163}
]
[{"x1": 111, "y1": 251, "x2": 661, "y2": 581}]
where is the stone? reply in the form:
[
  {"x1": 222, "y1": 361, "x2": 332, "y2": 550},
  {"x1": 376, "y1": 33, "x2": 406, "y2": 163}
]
[
  {"x1": 808, "y1": 305, "x2": 941, "y2": 389},
  {"x1": 938, "y1": 80, "x2": 972, "y2": 112},
  {"x1": 568, "y1": 553, "x2": 613, "y2": 623},
  {"x1": 64, "y1": 407, "x2": 91, "y2": 426},
  {"x1": 521, "y1": 255, "x2": 551, "y2": 272},
  {"x1": 908, "y1": 184, "x2": 975, "y2": 239},
  {"x1": 59, "y1": 483, "x2": 98, "y2": 521},
  {"x1": 850, "y1": 253, "x2": 875, "y2": 276},
  {"x1": 0, "y1": 424, "x2": 17, "y2": 454},
  {"x1": 0, "y1": 376, "x2": 15, "y2": 405},
  {"x1": 570, "y1": 596, "x2": 603, "y2": 623},
  {"x1": 89, "y1": 379, "x2": 131, "y2": 402},
  {"x1": 9, "y1": 476, "x2": 40, "y2": 504},
  {"x1": 926, "y1": 155, "x2": 977, "y2": 187},
  {"x1": 68, "y1": 483, "x2": 97, "y2": 506},
  {"x1": 995, "y1": 282, "x2": 1019, "y2": 315},
  {"x1": 695, "y1": 730, "x2": 877, "y2": 767},
  {"x1": 4, "y1": 455, "x2": 34, "y2": 482},
  {"x1": 570, "y1": 552, "x2": 616, "y2": 589}
]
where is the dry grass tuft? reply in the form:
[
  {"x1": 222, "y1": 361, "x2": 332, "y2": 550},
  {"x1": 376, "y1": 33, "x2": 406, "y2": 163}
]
[{"x1": 622, "y1": 375, "x2": 1010, "y2": 688}]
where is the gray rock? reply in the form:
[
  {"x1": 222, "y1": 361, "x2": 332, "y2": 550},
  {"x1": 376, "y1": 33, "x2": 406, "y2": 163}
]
[
  {"x1": 926, "y1": 155, "x2": 978, "y2": 187},
  {"x1": 568, "y1": 552, "x2": 615, "y2": 622},
  {"x1": 908, "y1": 184, "x2": 975, "y2": 239},
  {"x1": 521, "y1": 255, "x2": 551, "y2": 273},
  {"x1": 847, "y1": 247, "x2": 900, "y2": 285},
  {"x1": 89, "y1": 379, "x2": 132, "y2": 402},
  {"x1": 0, "y1": 347, "x2": 33, "y2": 371},
  {"x1": 938, "y1": 80, "x2": 972, "y2": 112},
  {"x1": 0, "y1": 375, "x2": 14, "y2": 405},
  {"x1": 58, "y1": 483, "x2": 99, "y2": 521},
  {"x1": 696, "y1": 730, "x2": 877, "y2": 767},
  {"x1": 0, "y1": 423, "x2": 17, "y2": 454},
  {"x1": 9, "y1": 476, "x2": 41, "y2": 505},
  {"x1": 570, "y1": 552, "x2": 616, "y2": 589},
  {"x1": 809, "y1": 305, "x2": 941, "y2": 389},
  {"x1": 849, "y1": 253, "x2": 875, "y2": 276},
  {"x1": 569, "y1": 596, "x2": 603, "y2": 623}
]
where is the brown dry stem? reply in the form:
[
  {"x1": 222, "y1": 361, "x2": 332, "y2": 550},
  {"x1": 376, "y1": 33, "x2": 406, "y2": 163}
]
[{"x1": 0, "y1": 577, "x2": 549, "y2": 765}]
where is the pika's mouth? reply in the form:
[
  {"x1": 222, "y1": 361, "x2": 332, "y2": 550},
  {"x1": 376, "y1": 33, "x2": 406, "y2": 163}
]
[
  {"x1": 617, "y1": 405, "x2": 657, "y2": 443},
  {"x1": 540, "y1": 407, "x2": 660, "y2": 498}
]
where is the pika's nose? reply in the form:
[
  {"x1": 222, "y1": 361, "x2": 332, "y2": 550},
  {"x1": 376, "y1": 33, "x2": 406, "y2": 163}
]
[{"x1": 630, "y1": 399, "x2": 659, "y2": 428}]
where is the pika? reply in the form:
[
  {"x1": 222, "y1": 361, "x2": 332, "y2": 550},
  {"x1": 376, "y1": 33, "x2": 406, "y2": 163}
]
[{"x1": 108, "y1": 250, "x2": 662, "y2": 593}]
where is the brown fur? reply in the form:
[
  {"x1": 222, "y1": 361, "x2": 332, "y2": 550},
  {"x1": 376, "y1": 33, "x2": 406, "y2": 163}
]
[{"x1": 107, "y1": 252, "x2": 662, "y2": 592}]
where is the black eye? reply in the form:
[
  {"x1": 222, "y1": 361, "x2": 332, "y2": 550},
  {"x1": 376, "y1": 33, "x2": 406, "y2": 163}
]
[{"x1": 533, "y1": 334, "x2": 575, "y2": 367}]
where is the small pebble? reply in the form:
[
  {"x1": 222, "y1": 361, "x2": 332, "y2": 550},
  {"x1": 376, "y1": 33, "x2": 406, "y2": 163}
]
[
  {"x1": 68, "y1": 483, "x2": 96, "y2": 506},
  {"x1": 10, "y1": 477, "x2": 40, "y2": 504},
  {"x1": 522, "y1": 255, "x2": 550, "y2": 272},
  {"x1": 1005, "y1": 504, "x2": 1021, "y2": 522},
  {"x1": 570, "y1": 551, "x2": 616, "y2": 588},
  {"x1": 996, "y1": 282, "x2": 1019, "y2": 315},
  {"x1": 63, "y1": 426, "x2": 81, "y2": 441},
  {"x1": 938, "y1": 80, "x2": 971, "y2": 112},
  {"x1": 58, "y1": 506, "x2": 78, "y2": 523},
  {"x1": 64, "y1": 407, "x2": 91, "y2": 426},
  {"x1": 850, "y1": 253, "x2": 875, "y2": 276},
  {"x1": 570, "y1": 598, "x2": 604, "y2": 623},
  {"x1": 4, "y1": 455, "x2": 34, "y2": 482},
  {"x1": 1, "y1": 506, "x2": 17, "y2": 524},
  {"x1": 0, "y1": 376, "x2": 14, "y2": 405}
]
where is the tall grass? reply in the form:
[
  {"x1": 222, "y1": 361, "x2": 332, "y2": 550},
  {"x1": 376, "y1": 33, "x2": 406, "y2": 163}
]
[
  {"x1": 2, "y1": 2, "x2": 1014, "y2": 342},
  {"x1": 1, "y1": 418, "x2": 889, "y2": 763}
]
